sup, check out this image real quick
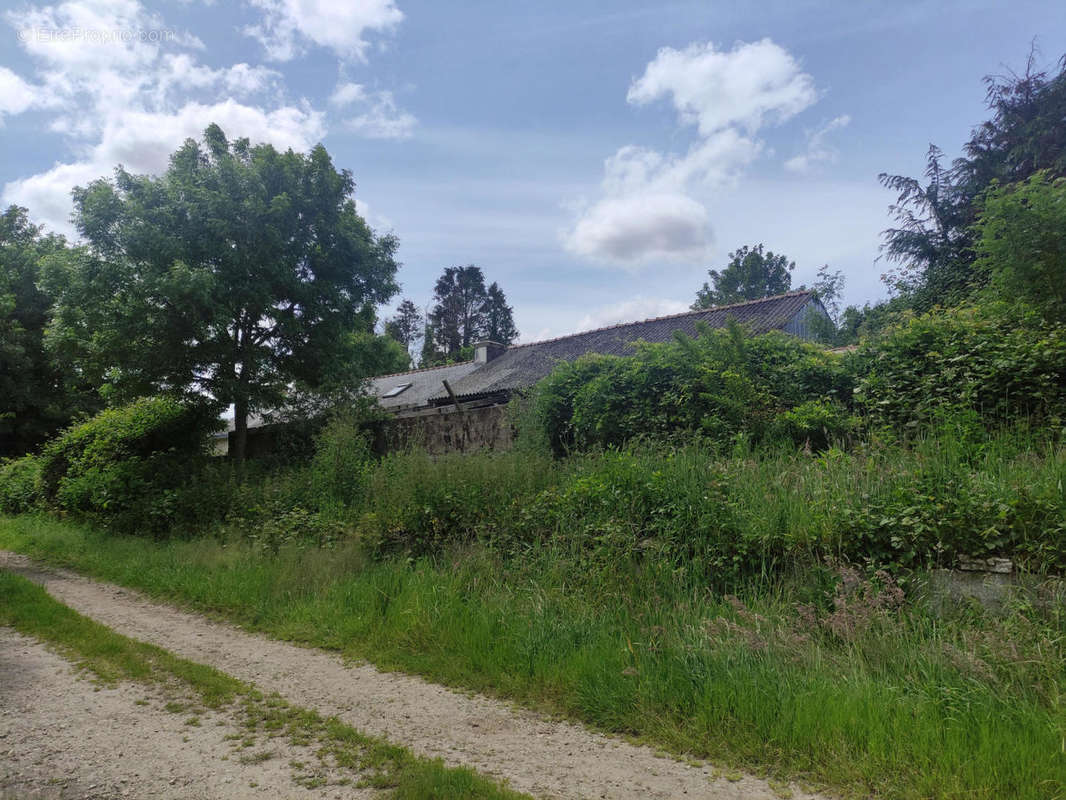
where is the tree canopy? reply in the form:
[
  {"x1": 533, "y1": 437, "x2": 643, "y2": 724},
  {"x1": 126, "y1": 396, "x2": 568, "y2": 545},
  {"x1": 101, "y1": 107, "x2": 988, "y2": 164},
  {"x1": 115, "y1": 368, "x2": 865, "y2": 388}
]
[
  {"x1": 385, "y1": 298, "x2": 424, "y2": 356},
  {"x1": 878, "y1": 51, "x2": 1066, "y2": 311},
  {"x1": 693, "y1": 244, "x2": 794, "y2": 309},
  {"x1": 0, "y1": 207, "x2": 96, "y2": 456},
  {"x1": 52, "y1": 124, "x2": 401, "y2": 464},
  {"x1": 423, "y1": 265, "x2": 517, "y2": 364}
]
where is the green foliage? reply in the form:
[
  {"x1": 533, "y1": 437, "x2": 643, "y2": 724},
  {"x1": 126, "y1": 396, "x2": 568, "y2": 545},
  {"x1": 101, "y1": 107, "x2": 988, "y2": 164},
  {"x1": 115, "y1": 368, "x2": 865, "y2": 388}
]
[
  {"x1": 772, "y1": 399, "x2": 857, "y2": 450},
  {"x1": 0, "y1": 206, "x2": 97, "y2": 456},
  {"x1": 976, "y1": 171, "x2": 1066, "y2": 323},
  {"x1": 309, "y1": 409, "x2": 376, "y2": 510},
  {"x1": 530, "y1": 322, "x2": 852, "y2": 453},
  {"x1": 424, "y1": 266, "x2": 518, "y2": 364},
  {"x1": 483, "y1": 281, "x2": 518, "y2": 345},
  {"x1": 384, "y1": 298, "x2": 424, "y2": 355},
  {"x1": 879, "y1": 51, "x2": 1066, "y2": 312},
  {"x1": 36, "y1": 397, "x2": 220, "y2": 534},
  {"x1": 57, "y1": 124, "x2": 400, "y2": 464},
  {"x1": 5, "y1": 511, "x2": 1065, "y2": 800},
  {"x1": 0, "y1": 454, "x2": 42, "y2": 514},
  {"x1": 355, "y1": 448, "x2": 557, "y2": 557},
  {"x1": 851, "y1": 305, "x2": 1066, "y2": 429},
  {"x1": 693, "y1": 243, "x2": 794, "y2": 308}
]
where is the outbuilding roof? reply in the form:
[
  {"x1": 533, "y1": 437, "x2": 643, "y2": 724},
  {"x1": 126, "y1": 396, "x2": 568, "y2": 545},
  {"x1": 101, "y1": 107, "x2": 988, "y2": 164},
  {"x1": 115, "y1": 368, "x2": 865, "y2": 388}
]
[
  {"x1": 368, "y1": 360, "x2": 481, "y2": 410},
  {"x1": 431, "y1": 290, "x2": 820, "y2": 401}
]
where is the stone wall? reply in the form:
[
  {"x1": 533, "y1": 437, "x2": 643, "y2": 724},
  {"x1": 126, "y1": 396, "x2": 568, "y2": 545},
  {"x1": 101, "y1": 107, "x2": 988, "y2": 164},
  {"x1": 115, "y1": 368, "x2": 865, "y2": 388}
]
[{"x1": 375, "y1": 402, "x2": 514, "y2": 455}]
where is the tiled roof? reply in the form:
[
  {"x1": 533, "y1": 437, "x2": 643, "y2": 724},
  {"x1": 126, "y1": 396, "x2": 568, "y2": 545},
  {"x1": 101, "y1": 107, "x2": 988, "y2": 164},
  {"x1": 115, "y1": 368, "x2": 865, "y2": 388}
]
[
  {"x1": 368, "y1": 360, "x2": 480, "y2": 409},
  {"x1": 434, "y1": 291, "x2": 818, "y2": 400}
]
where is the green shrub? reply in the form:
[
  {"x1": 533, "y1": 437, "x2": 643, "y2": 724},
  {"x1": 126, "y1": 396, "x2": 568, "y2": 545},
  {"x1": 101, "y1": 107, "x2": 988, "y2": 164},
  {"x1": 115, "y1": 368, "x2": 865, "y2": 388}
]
[
  {"x1": 309, "y1": 409, "x2": 375, "y2": 510},
  {"x1": 0, "y1": 455, "x2": 42, "y2": 514},
  {"x1": 851, "y1": 305, "x2": 1066, "y2": 429},
  {"x1": 772, "y1": 399, "x2": 858, "y2": 450},
  {"x1": 529, "y1": 321, "x2": 853, "y2": 454},
  {"x1": 368, "y1": 433, "x2": 1066, "y2": 580},
  {"x1": 37, "y1": 397, "x2": 221, "y2": 534},
  {"x1": 355, "y1": 448, "x2": 560, "y2": 556}
]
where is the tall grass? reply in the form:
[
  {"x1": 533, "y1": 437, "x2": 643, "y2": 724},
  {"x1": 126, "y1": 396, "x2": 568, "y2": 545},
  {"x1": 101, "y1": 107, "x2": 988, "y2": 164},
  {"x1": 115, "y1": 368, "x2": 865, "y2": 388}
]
[
  {"x1": 4, "y1": 425, "x2": 1065, "y2": 797},
  {"x1": 3, "y1": 507, "x2": 1064, "y2": 799}
]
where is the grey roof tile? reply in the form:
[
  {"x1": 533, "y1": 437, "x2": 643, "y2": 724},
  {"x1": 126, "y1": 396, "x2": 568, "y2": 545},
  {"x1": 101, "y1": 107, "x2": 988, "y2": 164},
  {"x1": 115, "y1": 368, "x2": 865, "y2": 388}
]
[
  {"x1": 368, "y1": 360, "x2": 481, "y2": 410},
  {"x1": 434, "y1": 291, "x2": 819, "y2": 400}
]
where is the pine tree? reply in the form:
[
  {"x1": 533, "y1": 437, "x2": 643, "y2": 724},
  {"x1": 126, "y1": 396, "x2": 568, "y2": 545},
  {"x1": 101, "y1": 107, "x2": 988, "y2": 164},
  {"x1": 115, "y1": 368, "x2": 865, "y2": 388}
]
[{"x1": 482, "y1": 282, "x2": 517, "y2": 344}]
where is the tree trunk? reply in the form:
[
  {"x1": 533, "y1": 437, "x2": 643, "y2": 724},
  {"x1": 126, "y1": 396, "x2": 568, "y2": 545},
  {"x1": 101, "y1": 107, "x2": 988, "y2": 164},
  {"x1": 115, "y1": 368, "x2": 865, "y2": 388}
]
[{"x1": 233, "y1": 393, "x2": 248, "y2": 476}]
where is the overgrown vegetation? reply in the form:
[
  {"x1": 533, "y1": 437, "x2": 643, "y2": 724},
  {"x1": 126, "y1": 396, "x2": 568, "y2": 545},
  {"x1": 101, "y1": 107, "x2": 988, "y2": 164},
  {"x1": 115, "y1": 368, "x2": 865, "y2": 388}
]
[
  {"x1": 3, "y1": 515, "x2": 1063, "y2": 800},
  {"x1": 9, "y1": 396, "x2": 222, "y2": 535}
]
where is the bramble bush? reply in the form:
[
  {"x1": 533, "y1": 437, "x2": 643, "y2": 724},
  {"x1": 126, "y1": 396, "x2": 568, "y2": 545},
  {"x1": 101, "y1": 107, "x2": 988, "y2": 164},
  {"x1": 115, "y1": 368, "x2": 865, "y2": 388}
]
[
  {"x1": 850, "y1": 304, "x2": 1066, "y2": 430},
  {"x1": 341, "y1": 430, "x2": 1066, "y2": 580},
  {"x1": 528, "y1": 321, "x2": 854, "y2": 454},
  {"x1": 35, "y1": 397, "x2": 221, "y2": 534},
  {"x1": 0, "y1": 454, "x2": 42, "y2": 514}
]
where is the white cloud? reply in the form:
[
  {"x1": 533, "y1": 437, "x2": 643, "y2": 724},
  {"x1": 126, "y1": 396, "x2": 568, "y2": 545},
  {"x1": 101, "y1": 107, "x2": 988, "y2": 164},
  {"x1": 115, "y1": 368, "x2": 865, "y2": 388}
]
[
  {"x1": 344, "y1": 90, "x2": 414, "y2": 139},
  {"x1": 0, "y1": 67, "x2": 45, "y2": 121},
  {"x1": 784, "y1": 114, "x2": 851, "y2": 173},
  {"x1": 565, "y1": 190, "x2": 710, "y2": 264},
  {"x1": 1, "y1": 0, "x2": 328, "y2": 235},
  {"x1": 627, "y1": 39, "x2": 818, "y2": 135},
  {"x1": 564, "y1": 39, "x2": 819, "y2": 267},
  {"x1": 575, "y1": 296, "x2": 691, "y2": 332},
  {"x1": 329, "y1": 81, "x2": 367, "y2": 106},
  {"x1": 245, "y1": 0, "x2": 403, "y2": 62},
  {"x1": 330, "y1": 81, "x2": 415, "y2": 139}
]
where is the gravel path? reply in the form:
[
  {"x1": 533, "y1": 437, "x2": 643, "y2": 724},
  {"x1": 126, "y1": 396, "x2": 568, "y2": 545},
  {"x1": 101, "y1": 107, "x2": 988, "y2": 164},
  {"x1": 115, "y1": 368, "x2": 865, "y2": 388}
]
[
  {"x1": 0, "y1": 629, "x2": 377, "y2": 800},
  {"x1": 1, "y1": 552, "x2": 825, "y2": 800}
]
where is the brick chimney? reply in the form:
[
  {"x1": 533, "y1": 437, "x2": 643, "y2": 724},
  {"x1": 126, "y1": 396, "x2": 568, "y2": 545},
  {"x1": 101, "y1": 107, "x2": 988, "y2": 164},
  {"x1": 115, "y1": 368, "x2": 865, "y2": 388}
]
[{"x1": 473, "y1": 340, "x2": 506, "y2": 363}]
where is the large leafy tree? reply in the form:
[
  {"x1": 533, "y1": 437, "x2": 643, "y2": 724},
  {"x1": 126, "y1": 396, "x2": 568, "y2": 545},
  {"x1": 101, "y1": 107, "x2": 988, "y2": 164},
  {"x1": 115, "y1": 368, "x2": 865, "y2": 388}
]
[
  {"x1": 879, "y1": 51, "x2": 1066, "y2": 310},
  {"x1": 55, "y1": 124, "x2": 400, "y2": 465},
  {"x1": 692, "y1": 244, "x2": 794, "y2": 309},
  {"x1": 0, "y1": 207, "x2": 96, "y2": 456}
]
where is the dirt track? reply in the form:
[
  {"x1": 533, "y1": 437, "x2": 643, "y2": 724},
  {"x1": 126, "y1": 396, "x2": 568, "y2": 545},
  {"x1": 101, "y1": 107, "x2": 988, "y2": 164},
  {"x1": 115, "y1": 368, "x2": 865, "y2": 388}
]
[
  {"x1": 1, "y1": 552, "x2": 824, "y2": 800},
  {"x1": 0, "y1": 629, "x2": 376, "y2": 800}
]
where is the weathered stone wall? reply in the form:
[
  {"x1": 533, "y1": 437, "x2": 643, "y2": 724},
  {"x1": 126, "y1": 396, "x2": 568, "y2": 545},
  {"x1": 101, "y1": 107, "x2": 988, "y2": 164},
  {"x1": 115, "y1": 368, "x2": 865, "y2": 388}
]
[{"x1": 376, "y1": 403, "x2": 514, "y2": 455}]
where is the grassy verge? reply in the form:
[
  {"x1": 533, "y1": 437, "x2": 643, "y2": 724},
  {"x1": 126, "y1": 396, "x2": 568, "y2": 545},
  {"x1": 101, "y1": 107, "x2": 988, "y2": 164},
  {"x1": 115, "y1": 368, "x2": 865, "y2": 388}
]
[
  {"x1": 0, "y1": 568, "x2": 528, "y2": 800},
  {"x1": 3, "y1": 515, "x2": 1065, "y2": 799}
]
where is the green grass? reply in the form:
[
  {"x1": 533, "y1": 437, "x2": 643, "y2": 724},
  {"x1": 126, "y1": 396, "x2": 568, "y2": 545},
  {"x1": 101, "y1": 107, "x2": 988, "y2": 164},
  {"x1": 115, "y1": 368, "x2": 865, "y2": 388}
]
[
  {"x1": 3, "y1": 514, "x2": 1065, "y2": 799},
  {"x1": 0, "y1": 569, "x2": 529, "y2": 800}
]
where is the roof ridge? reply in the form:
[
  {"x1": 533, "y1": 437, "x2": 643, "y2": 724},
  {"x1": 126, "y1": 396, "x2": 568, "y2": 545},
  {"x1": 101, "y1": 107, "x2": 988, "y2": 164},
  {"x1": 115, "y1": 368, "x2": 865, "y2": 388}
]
[
  {"x1": 507, "y1": 290, "x2": 813, "y2": 351},
  {"x1": 372, "y1": 360, "x2": 475, "y2": 380}
]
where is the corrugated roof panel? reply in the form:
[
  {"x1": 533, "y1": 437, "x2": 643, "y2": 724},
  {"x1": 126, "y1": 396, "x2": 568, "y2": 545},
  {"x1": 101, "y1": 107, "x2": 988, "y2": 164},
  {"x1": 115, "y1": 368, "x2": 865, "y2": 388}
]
[
  {"x1": 436, "y1": 291, "x2": 820, "y2": 400},
  {"x1": 368, "y1": 360, "x2": 481, "y2": 409}
]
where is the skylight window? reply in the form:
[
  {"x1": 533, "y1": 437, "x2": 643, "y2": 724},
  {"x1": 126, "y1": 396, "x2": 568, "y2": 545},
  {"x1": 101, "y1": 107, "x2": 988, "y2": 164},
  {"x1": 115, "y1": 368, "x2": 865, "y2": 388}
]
[{"x1": 382, "y1": 382, "x2": 412, "y2": 398}]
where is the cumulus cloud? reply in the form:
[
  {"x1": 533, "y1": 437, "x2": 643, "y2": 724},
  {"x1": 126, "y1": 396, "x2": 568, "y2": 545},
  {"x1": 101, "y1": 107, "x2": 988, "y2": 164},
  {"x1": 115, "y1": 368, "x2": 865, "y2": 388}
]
[
  {"x1": 565, "y1": 187, "x2": 710, "y2": 263},
  {"x1": 1, "y1": 0, "x2": 329, "y2": 235},
  {"x1": 627, "y1": 39, "x2": 817, "y2": 135},
  {"x1": 575, "y1": 296, "x2": 691, "y2": 332},
  {"x1": 564, "y1": 38, "x2": 819, "y2": 267},
  {"x1": 784, "y1": 114, "x2": 851, "y2": 173},
  {"x1": 245, "y1": 0, "x2": 403, "y2": 62}
]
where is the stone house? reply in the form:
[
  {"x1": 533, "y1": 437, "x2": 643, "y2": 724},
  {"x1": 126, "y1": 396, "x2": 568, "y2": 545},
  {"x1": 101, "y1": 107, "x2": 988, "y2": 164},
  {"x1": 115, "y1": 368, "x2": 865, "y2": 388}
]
[{"x1": 368, "y1": 290, "x2": 829, "y2": 453}]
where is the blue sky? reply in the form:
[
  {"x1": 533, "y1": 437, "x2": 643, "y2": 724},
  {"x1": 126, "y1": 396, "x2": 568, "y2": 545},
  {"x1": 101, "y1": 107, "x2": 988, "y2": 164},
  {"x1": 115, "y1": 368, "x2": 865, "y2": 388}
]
[{"x1": 1, "y1": 0, "x2": 1063, "y2": 342}]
